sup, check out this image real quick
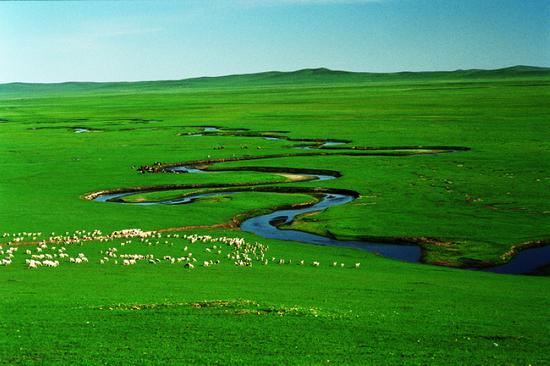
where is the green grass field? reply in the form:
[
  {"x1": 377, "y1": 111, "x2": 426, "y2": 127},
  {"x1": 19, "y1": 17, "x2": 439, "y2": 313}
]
[{"x1": 1, "y1": 67, "x2": 550, "y2": 364}]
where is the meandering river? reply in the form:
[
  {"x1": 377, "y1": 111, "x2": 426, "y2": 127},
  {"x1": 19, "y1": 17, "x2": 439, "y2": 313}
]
[
  {"x1": 92, "y1": 162, "x2": 549, "y2": 275},
  {"x1": 89, "y1": 127, "x2": 550, "y2": 275}
]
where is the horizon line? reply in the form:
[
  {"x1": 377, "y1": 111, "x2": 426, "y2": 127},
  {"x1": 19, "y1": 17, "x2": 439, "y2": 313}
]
[{"x1": 1, "y1": 64, "x2": 549, "y2": 86}]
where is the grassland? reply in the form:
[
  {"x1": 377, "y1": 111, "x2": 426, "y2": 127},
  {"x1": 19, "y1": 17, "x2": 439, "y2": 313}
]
[{"x1": 1, "y1": 67, "x2": 550, "y2": 364}]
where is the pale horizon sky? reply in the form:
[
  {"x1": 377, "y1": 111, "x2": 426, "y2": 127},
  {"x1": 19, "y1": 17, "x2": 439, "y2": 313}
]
[{"x1": 1, "y1": 0, "x2": 549, "y2": 83}]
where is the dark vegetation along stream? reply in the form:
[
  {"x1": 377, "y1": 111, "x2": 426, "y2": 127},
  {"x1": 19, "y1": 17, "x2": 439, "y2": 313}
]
[{"x1": 89, "y1": 126, "x2": 549, "y2": 275}]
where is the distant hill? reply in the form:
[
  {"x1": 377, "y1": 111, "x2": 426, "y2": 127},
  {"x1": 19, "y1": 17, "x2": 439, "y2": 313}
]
[{"x1": 1, "y1": 65, "x2": 549, "y2": 98}]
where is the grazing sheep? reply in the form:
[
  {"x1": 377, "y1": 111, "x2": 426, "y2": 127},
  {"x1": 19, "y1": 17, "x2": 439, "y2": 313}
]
[
  {"x1": 0, "y1": 229, "x2": 277, "y2": 273},
  {"x1": 355, "y1": 263, "x2": 361, "y2": 269},
  {"x1": 43, "y1": 260, "x2": 59, "y2": 268}
]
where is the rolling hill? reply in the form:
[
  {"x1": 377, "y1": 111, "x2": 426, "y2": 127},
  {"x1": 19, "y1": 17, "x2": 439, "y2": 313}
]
[{"x1": 1, "y1": 65, "x2": 549, "y2": 98}]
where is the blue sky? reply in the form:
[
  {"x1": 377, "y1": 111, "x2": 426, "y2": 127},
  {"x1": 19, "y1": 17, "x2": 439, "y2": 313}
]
[{"x1": 0, "y1": 0, "x2": 548, "y2": 83}]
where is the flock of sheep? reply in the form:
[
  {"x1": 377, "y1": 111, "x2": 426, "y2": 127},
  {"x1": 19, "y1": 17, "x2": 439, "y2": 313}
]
[{"x1": 0, "y1": 229, "x2": 361, "y2": 270}]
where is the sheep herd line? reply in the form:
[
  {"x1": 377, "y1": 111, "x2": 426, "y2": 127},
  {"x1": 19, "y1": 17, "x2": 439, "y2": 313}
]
[{"x1": 0, "y1": 228, "x2": 361, "y2": 270}]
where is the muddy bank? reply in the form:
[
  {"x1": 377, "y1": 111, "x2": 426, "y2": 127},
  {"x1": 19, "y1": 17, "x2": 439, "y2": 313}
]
[
  {"x1": 86, "y1": 184, "x2": 359, "y2": 202},
  {"x1": 467, "y1": 239, "x2": 550, "y2": 274},
  {"x1": 177, "y1": 165, "x2": 342, "y2": 178},
  {"x1": 139, "y1": 147, "x2": 464, "y2": 173}
]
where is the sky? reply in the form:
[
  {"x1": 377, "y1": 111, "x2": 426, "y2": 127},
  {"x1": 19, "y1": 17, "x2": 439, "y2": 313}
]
[{"x1": 0, "y1": 0, "x2": 548, "y2": 83}]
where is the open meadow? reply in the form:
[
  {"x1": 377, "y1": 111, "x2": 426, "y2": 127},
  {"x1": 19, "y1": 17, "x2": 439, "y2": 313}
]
[{"x1": 1, "y1": 68, "x2": 550, "y2": 364}]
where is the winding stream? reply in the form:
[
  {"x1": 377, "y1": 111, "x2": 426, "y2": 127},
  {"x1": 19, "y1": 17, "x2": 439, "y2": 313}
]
[
  {"x1": 239, "y1": 192, "x2": 422, "y2": 262},
  {"x1": 89, "y1": 127, "x2": 549, "y2": 275},
  {"x1": 93, "y1": 163, "x2": 550, "y2": 274},
  {"x1": 94, "y1": 168, "x2": 423, "y2": 263},
  {"x1": 478, "y1": 245, "x2": 550, "y2": 275}
]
